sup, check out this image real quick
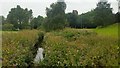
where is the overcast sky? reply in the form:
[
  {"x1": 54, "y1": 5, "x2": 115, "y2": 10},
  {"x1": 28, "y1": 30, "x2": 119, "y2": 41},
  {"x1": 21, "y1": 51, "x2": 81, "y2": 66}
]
[{"x1": 0, "y1": 0, "x2": 118, "y2": 18}]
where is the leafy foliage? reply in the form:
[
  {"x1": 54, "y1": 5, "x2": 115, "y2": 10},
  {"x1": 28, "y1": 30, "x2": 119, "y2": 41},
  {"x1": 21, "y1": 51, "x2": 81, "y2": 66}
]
[
  {"x1": 78, "y1": 10, "x2": 97, "y2": 28},
  {"x1": 43, "y1": 2, "x2": 66, "y2": 31},
  {"x1": 93, "y1": 2, "x2": 115, "y2": 26},
  {"x1": 0, "y1": 16, "x2": 6, "y2": 24},
  {"x1": 115, "y1": 12, "x2": 120, "y2": 23},
  {"x1": 31, "y1": 15, "x2": 44, "y2": 29},
  {"x1": 2, "y1": 23, "x2": 14, "y2": 31},
  {"x1": 66, "y1": 2, "x2": 116, "y2": 28},
  {"x1": 38, "y1": 28, "x2": 118, "y2": 66},
  {"x1": 2, "y1": 30, "x2": 42, "y2": 66},
  {"x1": 7, "y1": 5, "x2": 33, "y2": 29},
  {"x1": 66, "y1": 11, "x2": 79, "y2": 28}
]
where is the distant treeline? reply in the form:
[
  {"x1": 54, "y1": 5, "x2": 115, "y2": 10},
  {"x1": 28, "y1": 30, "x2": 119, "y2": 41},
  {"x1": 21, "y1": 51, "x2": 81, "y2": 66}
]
[{"x1": 1, "y1": 1, "x2": 120, "y2": 31}]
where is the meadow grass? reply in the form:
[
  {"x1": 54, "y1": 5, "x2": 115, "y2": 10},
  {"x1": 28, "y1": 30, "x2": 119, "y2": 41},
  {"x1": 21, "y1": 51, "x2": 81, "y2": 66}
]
[
  {"x1": 2, "y1": 23, "x2": 119, "y2": 66},
  {"x1": 2, "y1": 30, "x2": 41, "y2": 66},
  {"x1": 40, "y1": 27, "x2": 118, "y2": 66},
  {"x1": 0, "y1": 32, "x2": 1, "y2": 67},
  {"x1": 95, "y1": 23, "x2": 119, "y2": 38}
]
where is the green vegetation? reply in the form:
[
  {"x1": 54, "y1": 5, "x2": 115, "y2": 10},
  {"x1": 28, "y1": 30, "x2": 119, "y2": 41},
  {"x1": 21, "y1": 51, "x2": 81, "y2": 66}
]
[
  {"x1": 31, "y1": 15, "x2": 44, "y2": 29},
  {"x1": 115, "y1": 12, "x2": 120, "y2": 23},
  {"x1": 2, "y1": 23, "x2": 14, "y2": 31},
  {"x1": 93, "y1": 2, "x2": 115, "y2": 26},
  {"x1": 66, "y1": 10, "x2": 79, "y2": 28},
  {"x1": 2, "y1": 30, "x2": 42, "y2": 66},
  {"x1": 1, "y1": 0, "x2": 119, "y2": 67},
  {"x1": 2, "y1": 23, "x2": 119, "y2": 66},
  {"x1": 95, "y1": 23, "x2": 119, "y2": 38},
  {"x1": 1, "y1": 1, "x2": 119, "y2": 31},
  {"x1": 43, "y1": 2, "x2": 66, "y2": 31},
  {"x1": 36, "y1": 27, "x2": 118, "y2": 66},
  {"x1": 0, "y1": 33, "x2": 1, "y2": 68},
  {"x1": 78, "y1": 10, "x2": 96, "y2": 28},
  {"x1": 7, "y1": 5, "x2": 33, "y2": 29}
]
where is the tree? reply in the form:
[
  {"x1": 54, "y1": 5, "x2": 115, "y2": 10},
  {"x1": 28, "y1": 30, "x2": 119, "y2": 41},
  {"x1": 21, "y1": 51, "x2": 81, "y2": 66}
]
[
  {"x1": 43, "y1": 2, "x2": 66, "y2": 31},
  {"x1": 0, "y1": 16, "x2": 6, "y2": 25},
  {"x1": 94, "y1": 2, "x2": 115, "y2": 27},
  {"x1": 78, "y1": 10, "x2": 97, "y2": 28},
  {"x1": 7, "y1": 5, "x2": 33, "y2": 29},
  {"x1": 115, "y1": 12, "x2": 120, "y2": 23},
  {"x1": 66, "y1": 10, "x2": 79, "y2": 28},
  {"x1": 31, "y1": 15, "x2": 44, "y2": 29},
  {"x1": 66, "y1": 10, "x2": 97, "y2": 28}
]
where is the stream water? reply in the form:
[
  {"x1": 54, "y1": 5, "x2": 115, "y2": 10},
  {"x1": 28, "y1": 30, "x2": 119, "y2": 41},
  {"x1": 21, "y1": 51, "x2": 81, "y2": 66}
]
[{"x1": 34, "y1": 48, "x2": 44, "y2": 63}]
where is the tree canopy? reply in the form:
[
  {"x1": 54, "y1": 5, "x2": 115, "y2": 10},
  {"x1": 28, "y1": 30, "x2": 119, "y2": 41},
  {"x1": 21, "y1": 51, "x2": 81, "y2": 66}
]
[
  {"x1": 43, "y1": 2, "x2": 66, "y2": 31},
  {"x1": 66, "y1": 10, "x2": 79, "y2": 28},
  {"x1": 7, "y1": 5, "x2": 33, "y2": 29},
  {"x1": 2, "y1": 1, "x2": 118, "y2": 31},
  {"x1": 93, "y1": 2, "x2": 115, "y2": 26},
  {"x1": 31, "y1": 15, "x2": 44, "y2": 29},
  {"x1": 115, "y1": 12, "x2": 120, "y2": 23},
  {"x1": 78, "y1": 10, "x2": 97, "y2": 28}
]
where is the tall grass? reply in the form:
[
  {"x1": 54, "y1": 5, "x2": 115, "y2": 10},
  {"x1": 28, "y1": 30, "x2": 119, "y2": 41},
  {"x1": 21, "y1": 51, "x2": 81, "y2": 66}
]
[
  {"x1": 40, "y1": 28, "x2": 118, "y2": 66},
  {"x1": 0, "y1": 32, "x2": 1, "y2": 67},
  {"x1": 2, "y1": 30, "x2": 40, "y2": 66},
  {"x1": 2, "y1": 23, "x2": 119, "y2": 66}
]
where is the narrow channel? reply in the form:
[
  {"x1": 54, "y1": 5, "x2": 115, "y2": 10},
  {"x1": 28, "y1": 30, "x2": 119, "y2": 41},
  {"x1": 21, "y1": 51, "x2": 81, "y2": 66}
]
[{"x1": 32, "y1": 32, "x2": 44, "y2": 65}]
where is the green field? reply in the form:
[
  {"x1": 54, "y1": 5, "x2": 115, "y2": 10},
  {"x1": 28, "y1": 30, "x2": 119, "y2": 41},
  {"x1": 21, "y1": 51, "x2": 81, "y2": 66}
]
[
  {"x1": 2, "y1": 24, "x2": 119, "y2": 66},
  {"x1": 39, "y1": 24, "x2": 118, "y2": 66},
  {"x1": 95, "y1": 23, "x2": 119, "y2": 38}
]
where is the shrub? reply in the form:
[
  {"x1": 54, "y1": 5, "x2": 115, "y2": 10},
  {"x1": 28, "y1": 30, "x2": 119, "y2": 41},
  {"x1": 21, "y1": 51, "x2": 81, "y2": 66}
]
[{"x1": 2, "y1": 23, "x2": 14, "y2": 31}]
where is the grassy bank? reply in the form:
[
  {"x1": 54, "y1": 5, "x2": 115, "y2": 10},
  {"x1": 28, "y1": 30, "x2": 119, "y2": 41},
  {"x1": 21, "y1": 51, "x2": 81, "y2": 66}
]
[
  {"x1": 95, "y1": 23, "x2": 119, "y2": 38},
  {"x1": 2, "y1": 30, "x2": 40, "y2": 66}
]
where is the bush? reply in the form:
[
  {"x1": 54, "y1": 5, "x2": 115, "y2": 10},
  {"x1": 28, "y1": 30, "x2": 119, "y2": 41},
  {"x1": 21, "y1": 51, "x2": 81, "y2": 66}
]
[
  {"x1": 63, "y1": 31, "x2": 78, "y2": 41},
  {"x1": 38, "y1": 32, "x2": 44, "y2": 43},
  {"x1": 2, "y1": 23, "x2": 14, "y2": 31}
]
